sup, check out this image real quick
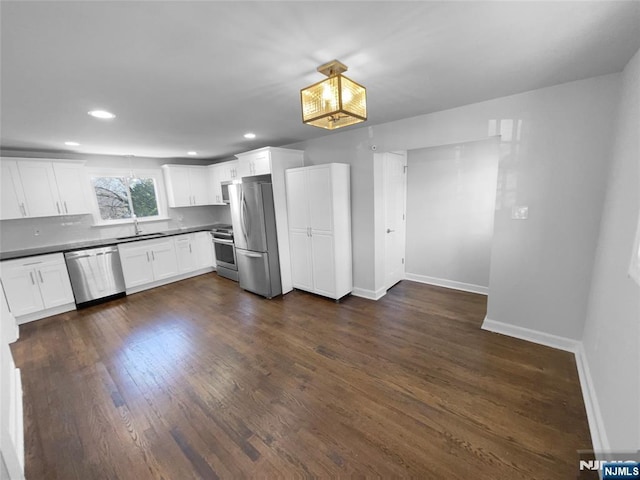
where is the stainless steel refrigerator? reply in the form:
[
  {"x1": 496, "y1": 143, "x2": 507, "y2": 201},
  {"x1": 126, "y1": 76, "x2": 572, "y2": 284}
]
[{"x1": 228, "y1": 176, "x2": 282, "y2": 298}]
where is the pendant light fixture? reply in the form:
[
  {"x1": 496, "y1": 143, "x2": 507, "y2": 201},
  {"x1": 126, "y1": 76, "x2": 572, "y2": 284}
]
[{"x1": 300, "y1": 60, "x2": 367, "y2": 130}]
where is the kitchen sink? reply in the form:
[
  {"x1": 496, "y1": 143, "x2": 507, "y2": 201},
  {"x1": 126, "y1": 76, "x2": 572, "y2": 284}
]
[{"x1": 116, "y1": 232, "x2": 167, "y2": 241}]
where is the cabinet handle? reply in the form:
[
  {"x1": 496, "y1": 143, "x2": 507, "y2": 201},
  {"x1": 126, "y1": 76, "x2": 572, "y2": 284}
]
[
  {"x1": 38, "y1": 270, "x2": 44, "y2": 283},
  {"x1": 56, "y1": 202, "x2": 61, "y2": 214},
  {"x1": 151, "y1": 251, "x2": 155, "y2": 261},
  {"x1": 20, "y1": 203, "x2": 26, "y2": 217},
  {"x1": 146, "y1": 252, "x2": 150, "y2": 262},
  {"x1": 64, "y1": 201, "x2": 68, "y2": 213},
  {"x1": 189, "y1": 244, "x2": 192, "y2": 253},
  {"x1": 29, "y1": 272, "x2": 35, "y2": 285}
]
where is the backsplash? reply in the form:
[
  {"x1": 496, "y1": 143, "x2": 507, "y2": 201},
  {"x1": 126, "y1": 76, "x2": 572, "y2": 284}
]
[{"x1": 0, "y1": 205, "x2": 231, "y2": 253}]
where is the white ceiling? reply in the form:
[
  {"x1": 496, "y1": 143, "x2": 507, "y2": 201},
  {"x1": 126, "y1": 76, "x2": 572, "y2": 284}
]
[{"x1": 1, "y1": 1, "x2": 639, "y2": 161}]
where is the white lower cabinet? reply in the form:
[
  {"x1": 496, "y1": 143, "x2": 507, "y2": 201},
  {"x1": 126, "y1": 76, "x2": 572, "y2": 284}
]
[
  {"x1": 0, "y1": 253, "x2": 75, "y2": 321},
  {"x1": 174, "y1": 234, "x2": 197, "y2": 273},
  {"x1": 119, "y1": 232, "x2": 215, "y2": 292},
  {"x1": 118, "y1": 238, "x2": 179, "y2": 290},
  {"x1": 193, "y1": 231, "x2": 214, "y2": 269}
]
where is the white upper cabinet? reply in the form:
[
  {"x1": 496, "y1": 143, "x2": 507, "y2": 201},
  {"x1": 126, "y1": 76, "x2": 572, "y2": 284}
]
[
  {"x1": 162, "y1": 165, "x2": 210, "y2": 207},
  {"x1": 16, "y1": 161, "x2": 60, "y2": 217},
  {"x1": 207, "y1": 165, "x2": 225, "y2": 205},
  {"x1": 217, "y1": 160, "x2": 240, "y2": 182},
  {"x1": 237, "y1": 149, "x2": 271, "y2": 177},
  {"x1": 1, "y1": 161, "x2": 28, "y2": 219},
  {"x1": 0, "y1": 158, "x2": 89, "y2": 219},
  {"x1": 52, "y1": 162, "x2": 90, "y2": 215}
]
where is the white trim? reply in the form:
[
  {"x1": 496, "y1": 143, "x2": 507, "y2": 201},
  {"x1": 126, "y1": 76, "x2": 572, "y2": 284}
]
[
  {"x1": 481, "y1": 316, "x2": 609, "y2": 456},
  {"x1": 352, "y1": 287, "x2": 387, "y2": 301},
  {"x1": 405, "y1": 273, "x2": 488, "y2": 295},
  {"x1": 481, "y1": 316, "x2": 579, "y2": 352},
  {"x1": 574, "y1": 343, "x2": 610, "y2": 455},
  {"x1": 16, "y1": 302, "x2": 75, "y2": 325},
  {"x1": 125, "y1": 267, "x2": 214, "y2": 295}
]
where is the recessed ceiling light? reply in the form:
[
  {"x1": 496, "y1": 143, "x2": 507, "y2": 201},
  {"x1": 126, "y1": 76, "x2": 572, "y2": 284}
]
[
  {"x1": 243, "y1": 133, "x2": 256, "y2": 139},
  {"x1": 187, "y1": 151, "x2": 198, "y2": 156},
  {"x1": 64, "y1": 141, "x2": 80, "y2": 146},
  {"x1": 88, "y1": 110, "x2": 116, "y2": 119}
]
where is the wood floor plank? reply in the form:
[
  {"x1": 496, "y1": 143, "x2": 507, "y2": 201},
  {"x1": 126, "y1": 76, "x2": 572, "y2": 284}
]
[{"x1": 11, "y1": 274, "x2": 592, "y2": 479}]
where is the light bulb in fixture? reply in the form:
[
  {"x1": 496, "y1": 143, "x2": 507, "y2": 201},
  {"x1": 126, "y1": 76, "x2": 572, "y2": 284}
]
[
  {"x1": 88, "y1": 110, "x2": 116, "y2": 119},
  {"x1": 187, "y1": 151, "x2": 198, "y2": 156},
  {"x1": 243, "y1": 133, "x2": 256, "y2": 139},
  {"x1": 64, "y1": 141, "x2": 80, "y2": 146}
]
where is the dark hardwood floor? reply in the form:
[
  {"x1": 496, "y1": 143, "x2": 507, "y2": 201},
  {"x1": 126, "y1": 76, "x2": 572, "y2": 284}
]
[{"x1": 11, "y1": 273, "x2": 592, "y2": 479}]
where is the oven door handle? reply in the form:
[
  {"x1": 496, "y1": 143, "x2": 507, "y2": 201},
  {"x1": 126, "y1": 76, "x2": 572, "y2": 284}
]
[{"x1": 212, "y1": 238, "x2": 235, "y2": 245}]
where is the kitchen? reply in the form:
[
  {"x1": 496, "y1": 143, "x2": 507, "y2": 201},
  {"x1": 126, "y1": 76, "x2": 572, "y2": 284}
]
[{"x1": 1, "y1": 2, "x2": 639, "y2": 479}]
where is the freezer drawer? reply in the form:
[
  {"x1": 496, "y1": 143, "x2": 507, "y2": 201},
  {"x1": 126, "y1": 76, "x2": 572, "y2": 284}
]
[{"x1": 236, "y1": 248, "x2": 281, "y2": 299}]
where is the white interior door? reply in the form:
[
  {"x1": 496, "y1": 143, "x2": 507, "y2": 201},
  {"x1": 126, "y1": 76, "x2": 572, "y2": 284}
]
[{"x1": 384, "y1": 152, "x2": 407, "y2": 289}]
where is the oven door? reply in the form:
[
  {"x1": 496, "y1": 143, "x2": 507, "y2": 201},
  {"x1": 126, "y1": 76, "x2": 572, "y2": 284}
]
[{"x1": 212, "y1": 237, "x2": 237, "y2": 271}]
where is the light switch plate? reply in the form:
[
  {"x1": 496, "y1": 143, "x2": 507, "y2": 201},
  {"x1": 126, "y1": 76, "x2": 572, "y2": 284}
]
[{"x1": 512, "y1": 205, "x2": 529, "y2": 220}]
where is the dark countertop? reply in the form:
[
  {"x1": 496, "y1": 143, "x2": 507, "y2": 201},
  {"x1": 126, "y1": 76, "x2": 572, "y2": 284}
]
[{"x1": 0, "y1": 225, "x2": 217, "y2": 261}]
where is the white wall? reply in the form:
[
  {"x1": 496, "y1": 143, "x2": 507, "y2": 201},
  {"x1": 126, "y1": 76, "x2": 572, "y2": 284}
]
[
  {"x1": 581, "y1": 49, "x2": 640, "y2": 452},
  {"x1": 289, "y1": 72, "x2": 620, "y2": 340},
  {"x1": 405, "y1": 139, "x2": 498, "y2": 292}
]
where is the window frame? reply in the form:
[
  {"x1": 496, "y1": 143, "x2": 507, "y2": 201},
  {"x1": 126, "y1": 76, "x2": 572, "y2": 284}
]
[{"x1": 87, "y1": 167, "x2": 169, "y2": 226}]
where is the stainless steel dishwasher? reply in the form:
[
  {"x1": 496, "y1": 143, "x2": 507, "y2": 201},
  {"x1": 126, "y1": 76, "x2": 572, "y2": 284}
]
[{"x1": 64, "y1": 245, "x2": 126, "y2": 307}]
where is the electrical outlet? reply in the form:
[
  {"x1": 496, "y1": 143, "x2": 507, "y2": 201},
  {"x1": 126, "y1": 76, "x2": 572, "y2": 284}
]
[
  {"x1": 34, "y1": 229, "x2": 40, "y2": 236},
  {"x1": 511, "y1": 205, "x2": 529, "y2": 220}
]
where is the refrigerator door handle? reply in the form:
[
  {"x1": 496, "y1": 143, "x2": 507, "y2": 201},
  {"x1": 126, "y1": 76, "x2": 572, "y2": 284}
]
[
  {"x1": 237, "y1": 250, "x2": 263, "y2": 258},
  {"x1": 240, "y1": 191, "x2": 250, "y2": 243}
]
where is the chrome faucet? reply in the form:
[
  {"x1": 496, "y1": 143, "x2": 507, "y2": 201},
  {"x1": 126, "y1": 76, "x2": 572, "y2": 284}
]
[{"x1": 133, "y1": 215, "x2": 143, "y2": 235}]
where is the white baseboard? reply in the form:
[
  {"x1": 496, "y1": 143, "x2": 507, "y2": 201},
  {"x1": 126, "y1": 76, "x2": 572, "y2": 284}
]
[
  {"x1": 481, "y1": 316, "x2": 608, "y2": 456},
  {"x1": 574, "y1": 343, "x2": 610, "y2": 455},
  {"x1": 126, "y1": 267, "x2": 214, "y2": 295},
  {"x1": 405, "y1": 273, "x2": 488, "y2": 295},
  {"x1": 481, "y1": 317, "x2": 580, "y2": 352},
  {"x1": 352, "y1": 287, "x2": 387, "y2": 301},
  {"x1": 17, "y1": 302, "x2": 76, "y2": 325}
]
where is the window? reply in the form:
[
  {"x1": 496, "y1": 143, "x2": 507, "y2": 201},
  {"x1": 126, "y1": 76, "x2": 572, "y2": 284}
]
[{"x1": 91, "y1": 175, "x2": 160, "y2": 221}]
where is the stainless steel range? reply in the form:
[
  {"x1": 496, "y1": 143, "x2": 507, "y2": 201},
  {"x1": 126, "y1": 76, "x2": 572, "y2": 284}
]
[{"x1": 210, "y1": 224, "x2": 238, "y2": 281}]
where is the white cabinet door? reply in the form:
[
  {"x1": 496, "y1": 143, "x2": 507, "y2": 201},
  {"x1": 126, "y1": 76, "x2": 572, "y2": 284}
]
[
  {"x1": 163, "y1": 166, "x2": 192, "y2": 207},
  {"x1": 52, "y1": 163, "x2": 89, "y2": 215},
  {"x1": 0, "y1": 264, "x2": 44, "y2": 316},
  {"x1": 0, "y1": 253, "x2": 73, "y2": 316},
  {"x1": 218, "y1": 160, "x2": 239, "y2": 182},
  {"x1": 36, "y1": 261, "x2": 74, "y2": 308},
  {"x1": 251, "y1": 151, "x2": 271, "y2": 176},
  {"x1": 17, "y1": 161, "x2": 60, "y2": 217},
  {"x1": 1, "y1": 161, "x2": 28, "y2": 219},
  {"x1": 289, "y1": 231, "x2": 313, "y2": 291},
  {"x1": 150, "y1": 240, "x2": 178, "y2": 280},
  {"x1": 193, "y1": 231, "x2": 214, "y2": 268},
  {"x1": 308, "y1": 166, "x2": 333, "y2": 234},
  {"x1": 207, "y1": 165, "x2": 224, "y2": 205},
  {"x1": 285, "y1": 169, "x2": 310, "y2": 230},
  {"x1": 238, "y1": 150, "x2": 271, "y2": 177},
  {"x1": 174, "y1": 235, "x2": 196, "y2": 273},
  {"x1": 118, "y1": 243, "x2": 155, "y2": 288},
  {"x1": 310, "y1": 233, "x2": 336, "y2": 297},
  {"x1": 189, "y1": 169, "x2": 209, "y2": 206}
]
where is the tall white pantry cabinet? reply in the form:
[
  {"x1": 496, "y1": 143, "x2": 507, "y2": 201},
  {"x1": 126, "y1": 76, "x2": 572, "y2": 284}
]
[{"x1": 285, "y1": 163, "x2": 352, "y2": 300}]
